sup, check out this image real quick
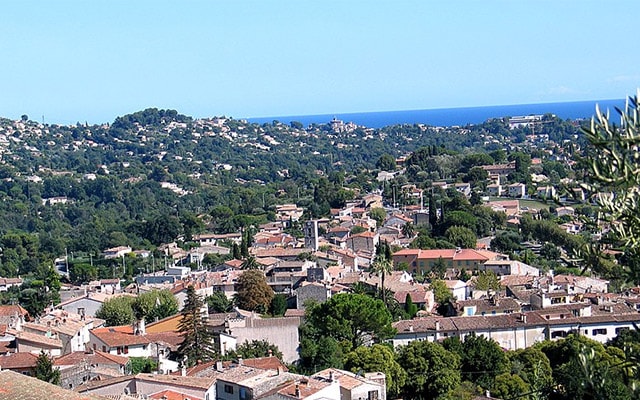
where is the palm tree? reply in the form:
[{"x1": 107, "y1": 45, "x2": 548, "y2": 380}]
[
  {"x1": 372, "y1": 241, "x2": 393, "y2": 305},
  {"x1": 241, "y1": 255, "x2": 259, "y2": 270},
  {"x1": 402, "y1": 222, "x2": 415, "y2": 238}
]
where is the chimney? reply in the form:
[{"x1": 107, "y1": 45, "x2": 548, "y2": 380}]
[
  {"x1": 329, "y1": 370, "x2": 336, "y2": 382},
  {"x1": 295, "y1": 383, "x2": 301, "y2": 398},
  {"x1": 408, "y1": 325, "x2": 414, "y2": 332},
  {"x1": 521, "y1": 314, "x2": 527, "y2": 323},
  {"x1": 268, "y1": 349, "x2": 273, "y2": 357},
  {"x1": 434, "y1": 320, "x2": 440, "y2": 331},
  {"x1": 237, "y1": 356, "x2": 243, "y2": 366},
  {"x1": 216, "y1": 361, "x2": 224, "y2": 372},
  {"x1": 181, "y1": 365, "x2": 187, "y2": 377}
]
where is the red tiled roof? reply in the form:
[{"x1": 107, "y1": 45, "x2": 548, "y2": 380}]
[
  {"x1": 242, "y1": 356, "x2": 288, "y2": 372},
  {"x1": 0, "y1": 370, "x2": 105, "y2": 399},
  {"x1": 0, "y1": 352, "x2": 38, "y2": 369},
  {"x1": 0, "y1": 305, "x2": 29, "y2": 318},
  {"x1": 149, "y1": 389, "x2": 203, "y2": 400},
  {"x1": 90, "y1": 326, "x2": 151, "y2": 347},
  {"x1": 54, "y1": 350, "x2": 129, "y2": 367}
]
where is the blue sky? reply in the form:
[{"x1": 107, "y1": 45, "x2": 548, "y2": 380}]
[{"x1": 1, "y1": 1, "x2": 639, "y2": 124}]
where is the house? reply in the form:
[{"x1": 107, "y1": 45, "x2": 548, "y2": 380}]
[
  {"x1": 0, "y1": 304, "x2": 29, "y2": 328},
  {"x1": 275, "y1": 204, "x2": 304, "y2": 225},
  {"x1": 89, "y1": 325, "x2": 152, "y2": 357},
  {"x1": 486, "y1": 184, "x2": 503, "y2": 197},
  {"x1": 58, "y1": 292, "x2": 132, "y2": 318},
  {"x1": 391, "y1": 303, "x2": 640, "y2": 351},
  {"x1": 0, "y1": 370, "x2": 105, "y2": 400},
  {"x1": 394, "y1": 289, "x2": 434, "y2": 312},
  {"x1": 507, "y1": 183, "x2": 526, "y2": 198},
  {"x1": 54, "y1": 350, "x2": 130, "y2": 389},
  {"x1": 215, "y1": 364, "x2": 341, "y2": 400},
  {"x1": 444, "y1": 279, "x2": 469, "y2": 301},
  {"x1": 20, "y1": 309, "x2": 101, "y2": 355},
  {"x1": 312, "y1": 368, "x2": 387, "y2": 400},
  {"x1": 481, "y1": 162, "x2": 516, "y2": 176},
  {"x1": 0, "y1": 277, "x2": 23, "y2": 292},
  {"x1": 11, "y1": 328, "x2": 64, "y2": 356},
  {"x1": 482, "y1": 260, "x2": 540, "y2": 277},
  {"x1": 345, "y1": 231, "x2": 379, "y2": 253},
  {"x1": 487, "y1": 200, "x2": 520, "y2": 217},
  {"x1": 555, "y1": 206, "x2": 575, "y2": 217},
  {"x1": 393, "y1": 248, "x2": 501, "y2": 275},
  {"x1": 209, "y1": 309, "x2": 301, "y2": 363},
  {"x1": 296, "y1": 282, "x2": 332, "y2": 309},
  {"x1": 0, "y1": 352, "x2": 39, "y2": 375},
  {"x1": 103, "y1": 246, "x2": 132, "y2": 259},
  {"x1": 536, "y1": 185, "x2": 556, "y2": 199},
  {"x1": 77, "y1": 372, "x2": 216, "y2": 400},
  {"x1": 454, "y1": 182, "x2": 472, "y2": 197},
  {"x1": 458, "y1": 296, "x2": 522, "y2": 316}
]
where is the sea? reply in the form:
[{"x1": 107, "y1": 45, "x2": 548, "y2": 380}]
[{"x1": 246, "y1": 99, "x2": 627, "y2": 129}]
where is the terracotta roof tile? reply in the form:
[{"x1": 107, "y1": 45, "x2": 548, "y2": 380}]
[
  {"x1": 0, "y1": 352, "x2": 38, "y2": 369},
  {"x1": 0, "y1": 369, "x2": 106, "y2": 399}
]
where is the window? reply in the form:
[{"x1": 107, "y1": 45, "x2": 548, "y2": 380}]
[
  {"x1": 102, "y1": 346, "x2": 106, "y2": 352},
  {"x1": 368, "y1": 390, "x2": 379, "y2": 400},
  {"x1": 117, "y1": 347, "x2": 122, "y2": 355},
  {"x1": 224, "y1": 385, "x2": 234, "y2": 394},
  {"x1": 93, "y1": 343, "x2": 96, "y2": 351},
  {"x1": 592, "y1": 328, "x2": 607, "y2": 336},
  {"x1": 124, "y1": 346, "x2": 129, "y2": 354}
]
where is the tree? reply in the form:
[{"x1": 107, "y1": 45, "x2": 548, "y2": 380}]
[
  {"x1": 582, "y1": 93, "x2": 640, "y2": 281},
  {"x1": 206, "y1": 291, "x2": 234, "y2": 313},
  {"x1": 177, "y1": 285, "x2": 217, "y2": 366},
  {"x1": 235, "y1": 269, "x2": 274, "y2": 312},
  {"x1": 372, "y1": 241, "x2": 393, "y2": 305},
  {"x1": 396, "y1": 340, "x2": 461, "y2": 399},
  {"x1": 537, "y1": 334, "x2": 630, "y2": 400},
  {"x1": 130, "y1": 357, "x2": 158, "y2": 374},
  {"x1": 96, "y1": 296, "x2": 136, "y2": 326},
  {"x1": 508, "y1": 347, "x2": 554, "y2": 397},
  {"x1": 134, "y1": 289, "x2": 179, "y2": 323},
  {"x1": 269, "y1": 293, "x2": 288, "y2": 316},
  {"x1": 376, "y1": 154, "x2": 397, "y2": 171},
  {"x1": 491, "y1": 231, "x2": 523, "y2": 253},
  {"x1": 402, "y1": 222, "x2": 415, "y2": 238},
  {"x1": 491, "y1": 373, "x2": 530, "y2": 400},
  {"x1": 475, "y1": 270, "x2": 501, "y2": 291},
  {"x1": 444, "y1": 226, "x2": 477, "y2": 249},
  {"x1": 430, "y1": 279, "x2": 454, "y2": 304},
  {"x1": 404, "y1": 293, "x2": 418, "y2": 319},
  {"x1": 228, "y1": 339, "x2": 283, "y2": 360},
  {"x1": 447, "y1": 333, "x2": 510, "y2": 389},
  {"x1": 240, "y1": 255, "x2": 259, "y2": 270},
  {"x1": 35, "y1": 351, "x2": 60, "y2": 385},
  {"x1": 302, "y1": 293, "x2": 394, "y2": 352},
  {"x1": 369, "y1": 207, "x2": 387, "y2": 228},
  {"x1": 345, "y1": 344, "x2": 407, "y2": 398}
]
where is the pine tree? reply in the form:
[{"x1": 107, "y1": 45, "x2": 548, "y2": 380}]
[
  {"x1": 177, "y1": 286, "x2": 217, "y2": 366},
  {"x1": 35, "y1": 351, "x2": 60, "y2": 385}
]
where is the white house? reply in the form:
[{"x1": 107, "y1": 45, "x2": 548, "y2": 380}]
[{"x1": 507, "y1": 183, "x2": 526, "y2": 198}]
